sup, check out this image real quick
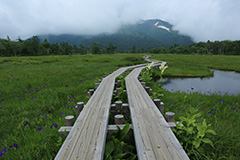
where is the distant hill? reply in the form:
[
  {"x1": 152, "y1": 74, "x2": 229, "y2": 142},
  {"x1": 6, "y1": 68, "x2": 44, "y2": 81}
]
[{"x1": 38, "y1": 19, "x2": 194, "y2": 50}]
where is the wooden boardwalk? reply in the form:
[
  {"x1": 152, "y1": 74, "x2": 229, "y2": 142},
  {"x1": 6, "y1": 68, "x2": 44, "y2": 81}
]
[
  {"x1": 125, "y1": 67, "x2": 189, "y2": 160},
  {"x1": 55, "y1": 61, "x2": 189, "y2": 160},
  {"x1": 55, "y1": 64, "x2": 145, "y2": 160}
]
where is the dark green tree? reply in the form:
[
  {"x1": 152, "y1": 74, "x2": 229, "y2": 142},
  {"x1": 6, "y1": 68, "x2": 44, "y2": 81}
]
[
  {"x1": 130, "y1": 46, "x2": 136, "y2": 53},
  {"x1": 79, "y1": 45, "x2": 87, "y2": 54},
  {"x1": 60, "y1": 42, "x2": 73, "y2": 55},
  {"x1": 92, "y1": 42, "x2": 101, "y2": 54},
  {"x1": 106, "y1": 43, "x2": 117, "y2": 54}
]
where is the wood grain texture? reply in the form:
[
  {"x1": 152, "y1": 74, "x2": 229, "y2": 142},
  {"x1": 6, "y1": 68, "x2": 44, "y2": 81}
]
[{"x1": 125, "y1": 67, "x2": 189, "y2": 160}]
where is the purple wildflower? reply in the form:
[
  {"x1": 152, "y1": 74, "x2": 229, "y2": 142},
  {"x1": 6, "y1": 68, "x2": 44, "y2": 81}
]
[
  {"x1": 61, "y1": 112, "x2": 67, "y2": 116},
  {"x1": 32, "y1": 96, "x2": 35, "y2": 98},
  {"x1": 19, "y1": 97, "x2": 23, "y2": 100},
  {"x1": 191, "y1": 87, "x2": 194, "y2": 90},
  {"x1": 1, "y1": 99, "x2": 4, "y2": 101},
  {"x1": 43, "y1": 114, "x2": 48, "y2": 118},
  {"x1": 232, "y1": 107, "x2": 237, "y2": 110},
  {"x1": 0, "y1": 107, "x2": 2, "y2": 109},
  {"x1": 45, "y1": 84, "x2": 47, "y2": 86},
  {"x1": 41, "y1": 93, "x2": 44, "y2": 95},
  {"x1": 50, "y1": 97, "x2": 52, "y2": 99},
  {"x1": 70, "y1": 96, "x2": 75, "y2": 99},
  {"x1": 208, "y1": 109, "x2": 216, "y2": 114},
  {"x1": 37, "y1": 113, "x2": 42, "y2": 116},
  {"x1": 13, "y1": 144, "x2": 18, "y2": 149},
  {"x1": 221, "y1": 100, "x2": 225, "y2": 102},
  {"x1": 51, "y1": 123, "x2": 57, "y2": 129},
  {"x1": 206, "y1": 91, "x2": 210, "y2": 94},
  {"x1": 65, "y1": 85, "x2": 68, "y2": 87},
  {"x1": 20, "y1": 153, "x2": 23, "y2": 155},
  {"x1": 24, "y1": 121, "x2": 30, "y2": 126},
  {"x1": 37, "y1": 127, "x2": 43, "y2": 131}
]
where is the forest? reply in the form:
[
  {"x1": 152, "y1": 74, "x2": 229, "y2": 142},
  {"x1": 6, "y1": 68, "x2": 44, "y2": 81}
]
[{"x1": 0, "y1": 36, "x2": 240, "y2": 56}]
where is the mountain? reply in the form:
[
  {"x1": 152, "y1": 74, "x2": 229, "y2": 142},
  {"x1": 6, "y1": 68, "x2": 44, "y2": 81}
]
[{"x1": 38, "y1": 19, "x2": 194, "y2": 50}]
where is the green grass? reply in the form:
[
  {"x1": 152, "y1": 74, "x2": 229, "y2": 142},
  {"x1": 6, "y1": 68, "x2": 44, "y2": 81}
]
[
  {"x1": 151, "y1": 54, "x2": 240, "y2": 77},
  {"x1": 1, "y1": 53, "x2": 240, "y2": 159},
  {"x1": 0, "y1": 54, "x2": 145, "y2": 159},
  {"x1": 147, "y1": 54, "x2": 240, "y2": 159}
]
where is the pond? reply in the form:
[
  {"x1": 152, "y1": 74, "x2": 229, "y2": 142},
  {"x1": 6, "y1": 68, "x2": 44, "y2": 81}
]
[{"x1": 158, "y1": 70, "x2": 240, "y2": 95}]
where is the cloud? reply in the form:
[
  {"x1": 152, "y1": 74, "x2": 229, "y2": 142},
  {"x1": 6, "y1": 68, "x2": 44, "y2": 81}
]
[{"x1": 0, "y1": 0, "x2": 239, "y2": 42}]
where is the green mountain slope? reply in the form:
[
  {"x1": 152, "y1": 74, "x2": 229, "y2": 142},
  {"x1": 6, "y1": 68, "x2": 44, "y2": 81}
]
[{"x1": 38, "y1": 19, "x2": 194, "y2": 50}]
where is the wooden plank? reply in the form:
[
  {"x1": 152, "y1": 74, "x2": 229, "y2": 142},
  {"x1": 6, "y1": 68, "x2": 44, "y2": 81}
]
[
  {"x1": 55, "y1": 64, "x2": 147, "y2": 160},
  {"x1": 125, "y1": 67, "x2": 189, "y2": 160},
  {"x1": 55, "y1": 67, "x2": 127, "y2": 160}
]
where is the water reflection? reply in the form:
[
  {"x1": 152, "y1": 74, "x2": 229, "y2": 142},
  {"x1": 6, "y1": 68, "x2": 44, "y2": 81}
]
[{"x1": 158, "y1": 70, "x2": 240, "y2": 95}]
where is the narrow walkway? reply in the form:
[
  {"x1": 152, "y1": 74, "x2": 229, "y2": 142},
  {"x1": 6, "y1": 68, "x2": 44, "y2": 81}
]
[
  {"x1": 55, "y1": 61, "x2": 189, "y2": 160},
  {"x1": 125, "y1": 67, "x2": 189, "y2": 160},
  {"x1": 55, "y1": 67, "x2": 128, "y2": 160},
  {"x1": 55, "y1": 64, "x2": 146, "y2": 160}
]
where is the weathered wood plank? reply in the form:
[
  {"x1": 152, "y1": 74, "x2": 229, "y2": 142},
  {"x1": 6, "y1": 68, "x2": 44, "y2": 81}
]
[
  {"x1": 55, "y1": 67, "x2": 128, "y2": 160},
  {"x1": 55, "y1": 63, "x2": 147, "y2": 160},
  {"x1": 125, "y1": 67, "x2": 189, "y2": 160}
]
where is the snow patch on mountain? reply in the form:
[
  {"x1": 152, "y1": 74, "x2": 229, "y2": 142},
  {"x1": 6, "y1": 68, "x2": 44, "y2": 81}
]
[{"x1": 154, "y1": 22, "x2": 170, "y2": 32}]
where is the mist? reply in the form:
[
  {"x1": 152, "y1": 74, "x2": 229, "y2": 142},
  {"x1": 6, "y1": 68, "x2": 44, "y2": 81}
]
[{"x1": 0, "y1": 0, "x2": 240, "y2": 42}]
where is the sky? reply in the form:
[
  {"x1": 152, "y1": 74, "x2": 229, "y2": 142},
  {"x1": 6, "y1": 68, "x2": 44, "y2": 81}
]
[{"x1": 0, "y1": 0, "x2": 240, "y2": 42}]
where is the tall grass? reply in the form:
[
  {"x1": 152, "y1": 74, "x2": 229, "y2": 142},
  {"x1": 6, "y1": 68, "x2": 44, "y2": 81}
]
[
  {"x1": 151, "y1": 54, "x2": 240, "y2": 77},
  {"x1": 0, "y1": 54, "x2": 145, "y2": 159},
  {"x1": 148, "y1": 54, "x2": 240, "y2": 159}
]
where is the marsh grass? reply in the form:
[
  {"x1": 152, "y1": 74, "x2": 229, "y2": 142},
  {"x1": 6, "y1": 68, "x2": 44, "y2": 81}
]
[
  {"x1": 0, "y1": 54, "x2": 144, "y2": 159},
  {"x1": 152, "y1": 54, "x2": 240, "y2": 77},
  {"x1": 1, "y1": 53, "x2": 239, "y2": 159},
  {"x1": 146, "y1": 54, "x2": 240, "y2": 159}
]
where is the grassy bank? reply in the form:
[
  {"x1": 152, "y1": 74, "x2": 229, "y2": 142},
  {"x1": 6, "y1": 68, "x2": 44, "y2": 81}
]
[
  {"x1": 0, "y1": 54, "x2": 144, "y2": 159},
  {"x1": 151, "y1": 54, "x2": 240, "y2": 77},
  {"x1": 147, "y1": 54, "x2": 240, "y2": 159}
]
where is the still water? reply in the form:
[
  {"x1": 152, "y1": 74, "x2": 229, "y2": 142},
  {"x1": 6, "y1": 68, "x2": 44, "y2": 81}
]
[{"x1": 160, "y1": 70, "x2": 240, "y2": 95}]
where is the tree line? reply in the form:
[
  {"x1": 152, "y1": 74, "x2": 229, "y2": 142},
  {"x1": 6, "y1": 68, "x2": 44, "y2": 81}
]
[
  {"x1": 0, "y1": 36, "x2": 117, "y2": 56},
  {"x1": 148, "y1": 40, "x2": 240, "y2": 55},
  {"x1": 1, "y1": 36, "x2": 240, "y2": 56}
]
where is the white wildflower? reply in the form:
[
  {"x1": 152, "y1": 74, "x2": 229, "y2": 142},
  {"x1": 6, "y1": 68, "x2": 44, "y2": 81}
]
[
  {"x1": 147, "y1": 61, "x2": 154, "y2": 70},
  {"x1": 159, "y1": 62, "x2": 168, "y2": 78}
]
